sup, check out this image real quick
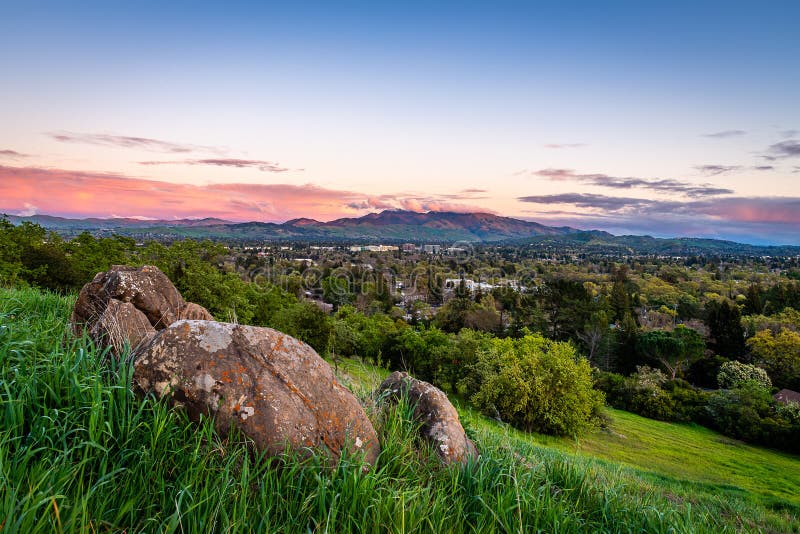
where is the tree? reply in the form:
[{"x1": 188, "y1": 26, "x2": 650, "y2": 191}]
[
  {"x1": 636, "y1": 326, "x2": 704, "y2": 380},
  {"x1": 463, "y1": 334, "x2": 604, "y2": 436},
  {"x1": 67, "y1": 232, "x2": 135, "y2": 284},
  {"x1": 747, "y1": 328, "x2": 800, "y2": 390},
  {"x1": 613, "y1": 311, "x2": 640, "y2": 375},
  {"x1": 744, "y1": 283, "x2": 765, "y2": 316},
  {"x1": 577, "y1": 310, "x2": 613, "y2": 370},
  {"x1": 322, "y1": 272, "x2": 354, "y2": 310},
  {"x1": 463, "y1": 294, "x2": 502, "y2": 334},
  {"x1": 0, "y1": 216, "x2": 24, "y2": 285},
  {"x1": 271, "y1": 301, "x2": 333, "y2": 354},
  {"x1": 434, "y1": 295, "x2": 471, "y2": 333},
  {"x1": 610, "y1": 275, "x2": 631, "y2": 321},
  {"x1": 705, "y1": 298, "x2": 745, "y2": 359},
  {"x1": 538, "y1": 276, "x2": 595, "y2": 341},
  {"x1": 764, "y1": 281, "x2": 800, "y2": 314}
]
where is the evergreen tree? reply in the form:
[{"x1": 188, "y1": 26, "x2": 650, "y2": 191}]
[{"x1": 705, "y1": 298, "x2": 746, "y2": 359}]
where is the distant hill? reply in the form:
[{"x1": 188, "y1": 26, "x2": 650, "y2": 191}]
[
  {"x1": 5, "y1": 210, "x2": 577, "y2": 243},
  {"x1": 6, "y1": 214, "x2": 231, "y2": 230},
  {"x1": 5, "y1": 209, "x2": 800, "y2": 255},
  {"x1": 289, "y1": 210, "x2": 577, "y2": 242}
]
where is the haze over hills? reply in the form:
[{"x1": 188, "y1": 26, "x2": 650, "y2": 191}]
[{"x1": 6, "y1": 210, "x2": 800, "y2": 255}]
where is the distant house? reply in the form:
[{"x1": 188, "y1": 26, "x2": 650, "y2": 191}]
[{"x1": 773, "y1": 389, "x2": 800, "y2": 405}]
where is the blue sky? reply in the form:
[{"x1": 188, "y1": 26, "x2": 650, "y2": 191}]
[{"x1": 1, "y1": 1, "x2": 799, "y2": 244}]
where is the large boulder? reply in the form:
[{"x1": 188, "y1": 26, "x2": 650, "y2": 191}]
[
  {"x1": 71, "y1": 265, "x2": 213, "y2": 355},
  {"x1": 379, "y1": 371, "x2": 478, "y2": 465},
  {"x1": 132, "y1": 320, "x2": 380, "y2": 465}
]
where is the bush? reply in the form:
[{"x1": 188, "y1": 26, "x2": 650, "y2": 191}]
[
  {"x1": 687, "y1": 354, "x2": 728, "y2": 389},
  {"x1": 463, "y1": 334, "x2": 604, "y2": 436},
  {"x1": 703, "y1": 383, "x2": 775, "y2": 443},
  {"x1": 594, "y1": 367, "x2": 708, "y2": 422},
  {"x1": 593, "y1": 370, "x2": 626, "y2": 407},
  {"x1": 776, "y1": 401, "x2": 800, "y2": 425},
  {"x1": 623, "y1": 366, "x2": 677, "y2": 421},
  {"x1": 717, "y1": 360, "x2": 771, "y2": 390}
]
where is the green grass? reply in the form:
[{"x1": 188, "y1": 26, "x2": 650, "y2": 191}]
[
  {"x1": 535, "y1": 408, "x2": 800, "y2": 510},
  {"x1": 338, "y1": 356, "x2": 800, "y2": 519},
  {"x1": 2, "y1": 286, "x2": 800, "y2": 533}
]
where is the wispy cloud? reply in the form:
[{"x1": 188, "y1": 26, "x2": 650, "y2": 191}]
[
  {"x1": 46, "y1": 131, "x2": 225, "y2": 154},
  {"x1": 344, "y1": 194, "x2": 493, "y2": 214},
  {"x1": 140, "y1": 158, "x2": 292, "y2": 173},
  {"x1": 0, "y1": 149, "x2": 30, "y2": 158},
  {"x1": 780, "y1": 129, "x2": 799, "y2": 138},
  {"x1": 702, "y1": 129, "x2": 746, "y2": 139},
  {"x1": 518, "y1": 194, "x2": 800, "y2": 244},
  {"x1": 753, "y1": 165, "x2": 774, "y2": 171},
  {"x1": 528, "y1": 168, "x2": 733, "y2": 197},
  {"x1": 694, "y1": 164, "x2": 741, "y2": 176},
  {"x1": 518, "y1": 193, "x2": 667, "y2": 212},
  {"x1": 764, "y1": 139, "x2": 800, "y2": 160},
  {"x1": 543, "y1": 143, "x2": 586, "y2": 149},
  {"x1": 518, "y1": 193, "x2": 800, "y2": 224},
  {"x1": 0, "y1": 164, "x2": 487, "y2": 221}
]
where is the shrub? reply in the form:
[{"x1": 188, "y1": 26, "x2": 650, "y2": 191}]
[
  {"x1": 687, "y1": 354, "x2": 728, "y2": 389},
  {"x1": 463, "y1": 334, "x2": 604, "y2": 436},
  {"x1": 776, "y1": 401, "x2": 800, "y2": 425},
  {"x1": 661, "y1": 378, "x2": 709, "y2": 422},
  {"x1": 624, "y1": 366, "x2": 677, "y2": 421},
  {"x1": 703, "y1": 383, "x2": 775, "y2": 443},
  {"x1": 594, "y1": 367, "x2": 708, "y2": 422},
  {"x1": 592, "y1": 370, "x2": 626, "y2": 407},
  {"x1": 717, "y1": 360, "x2": 772, "y2": 390}
]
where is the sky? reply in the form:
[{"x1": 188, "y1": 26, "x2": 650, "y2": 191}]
[{"x1": 1, "y1": 1, "x2": 799, "y2": 245}]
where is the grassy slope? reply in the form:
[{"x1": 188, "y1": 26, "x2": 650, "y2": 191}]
[
  {"x1": 2, "y1": 287, "x2": 799, "y2": 533},
  {"x1": 535, "y1": 409, "x2": 800, "y2": 510},
  {"x1": 338, "y1": 355, "x2": 800, "y2": 522}
]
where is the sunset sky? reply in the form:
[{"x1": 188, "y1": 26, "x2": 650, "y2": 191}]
[{"x1": 1, "y1": 1, "x2": 799, "y2": 244}]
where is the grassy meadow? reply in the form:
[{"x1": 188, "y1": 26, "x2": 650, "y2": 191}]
[{"x1": 1, "y1": 286, "x2": 799, "y2": 533}]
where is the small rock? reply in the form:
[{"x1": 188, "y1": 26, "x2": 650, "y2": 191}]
[
  {"x1": 90, "y1": 299, "x2": 156, "y2": 356},
  {"x1": 178, "y1": 302, "x2": 215, "y2": 321},
  {"x1": 379, "y1": 371, "x2": 478, "y2": 465}
]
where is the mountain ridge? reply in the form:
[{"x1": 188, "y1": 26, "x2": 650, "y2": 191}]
[{"x1": 4, "y1": 210, "x2": 800, "y2": 253}]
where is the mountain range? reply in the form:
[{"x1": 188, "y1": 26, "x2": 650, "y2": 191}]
[
  {"x1": 6, "y1": 210, "x2": 576, "y2": 242},
  {"x1": 5, "y1": 210, "x2": 800, "y2": 255}
]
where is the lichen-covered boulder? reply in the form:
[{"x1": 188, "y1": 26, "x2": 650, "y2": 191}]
[
  {"x1": 132, "y1": 320, "x2": 380, "y2": 465},
  {"x1": 379, "y1": 371, "x2": 478, "y2": 465},
  {"x1": 95, "y1": 265, "x2": 185, "y2": 328},
  {"x1": 71, "y1": 265, "x2": 213, "y2": 355}
]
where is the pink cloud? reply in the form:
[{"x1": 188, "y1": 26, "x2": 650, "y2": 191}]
[{"x1": 0, "y1": 165, "x2": 489, "y2": 221}]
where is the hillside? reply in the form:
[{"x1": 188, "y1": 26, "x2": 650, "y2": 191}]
[
  {"x1": 6, "y1": 210, "x2": 577, "y2": 243},
  {"x1": 2, "y1": 287, "x2": 799, "y2": 533},
  {"x1": 338, "y1": 358, "x2": 800, "y2": 513}
]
